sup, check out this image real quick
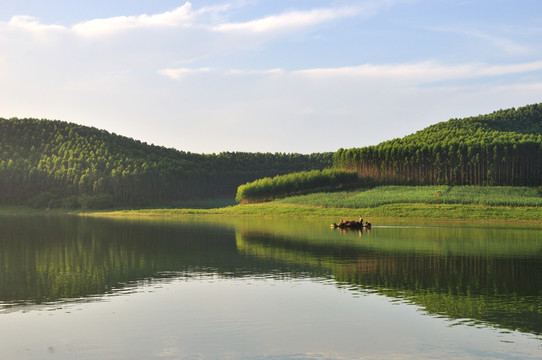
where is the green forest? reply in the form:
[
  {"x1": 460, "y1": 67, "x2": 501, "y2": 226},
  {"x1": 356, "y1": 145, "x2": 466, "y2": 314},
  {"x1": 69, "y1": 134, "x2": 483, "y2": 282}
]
[
  {"x1": 238, "y1": 103, "x2": 542, "y2": 204},
  {"x1": 334, "y1": 103, "x2": 542, "y2": 186},
  {"x1": 1, "y1": 103, "x2": 541, "y2": 209},
  {"x1": 0, "y1": 118, "x2": 332, "y2": 208}
]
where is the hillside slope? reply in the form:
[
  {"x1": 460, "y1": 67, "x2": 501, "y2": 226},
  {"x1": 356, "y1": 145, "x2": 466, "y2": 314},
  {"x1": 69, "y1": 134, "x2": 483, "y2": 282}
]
[
  {"x1": 389, "y1": 103, "x2": 542, "y2": 146},
  {"x1": 334, "y1": 103, "x2": 542, "y2": 186},
  {"x1": 0, "y1": 118, "x2": 332, "y2": 207}
]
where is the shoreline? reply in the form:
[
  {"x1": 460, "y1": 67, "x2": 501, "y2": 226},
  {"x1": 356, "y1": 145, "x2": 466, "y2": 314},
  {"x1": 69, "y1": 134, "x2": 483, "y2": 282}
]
[
  {"x1": 2, "y1": 203, "x2": 541, "y2": 225},
  {"x1": 83, "y1": 203, "x2": 542, "y2": 225}
]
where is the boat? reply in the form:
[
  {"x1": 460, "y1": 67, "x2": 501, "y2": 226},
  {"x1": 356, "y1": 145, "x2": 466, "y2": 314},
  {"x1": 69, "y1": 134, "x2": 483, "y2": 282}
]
[{"x1": 330, "y1": 221, "x2": 371, "y2": 230}]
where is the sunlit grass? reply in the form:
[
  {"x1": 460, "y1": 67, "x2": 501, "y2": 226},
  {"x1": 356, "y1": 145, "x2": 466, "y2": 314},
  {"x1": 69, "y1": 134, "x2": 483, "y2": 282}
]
[
  {"x1": 86, "y1": 203, "x2": 542, "y2": 223},
  {"x1": 33, "y1": 185, "x2": 542, "y2": 223},
  {"x1": 276, "y1": 186, "x2": 542, "y2": 208}
]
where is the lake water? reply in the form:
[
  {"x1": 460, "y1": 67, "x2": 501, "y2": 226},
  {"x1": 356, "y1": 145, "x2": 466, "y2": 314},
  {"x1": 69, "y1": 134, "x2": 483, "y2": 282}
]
[{"x1": 0, "y1": 215, "x2": 541, "y2": 359}]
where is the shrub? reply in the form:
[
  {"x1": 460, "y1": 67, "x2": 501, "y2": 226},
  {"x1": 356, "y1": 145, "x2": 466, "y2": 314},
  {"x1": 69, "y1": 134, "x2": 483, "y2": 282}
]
[
  {"x1": 28, "y1": 192, "x2": 59, "y2": 209},
  {"x1": 79, "y1": 195, "x2": 116, "y2": 210},
  {"x1": 61, "y1": 195, "x2": 81, "y2": 209},
  {"x1": 236, "y1": 169, "x2": 362, "y2": 203}
]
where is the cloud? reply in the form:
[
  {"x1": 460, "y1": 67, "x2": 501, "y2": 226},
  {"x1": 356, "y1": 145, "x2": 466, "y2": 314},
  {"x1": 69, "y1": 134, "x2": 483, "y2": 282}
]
[
  {"x1": 159, "y1": 61, "x2": 542, "y2": 87},
  {"x1": 164, "y1": 60, "x2": 542, "y2": 82},
  {"x1": 4, "y1": 2, "x2": 361, "y2": 39},
  {"x1": 158, "y1": 67, "x2": 212, "y2": 80},
  {"x1": 212, "y1": 6, "x2": 359, "y2": 34},
  {"x1": 158, "y1": 67, "x2": 286, "y2": 82},
  {"x1": 3, "y1": 2, "x2": 230, "y2": 38},
  {"x1": 292, "y1": 61, "x2": 542, "y2": 85},
  {"x1": 431, "y1": 26, "x2": 532, "y2": 56},
  {"x1": 226, "y1": 68, "x2": 285, "y2": 76},
  {"x1": 8, "y1": 15, "x2": 66, "y2": 33},
  {"x1": 477, "y1": 62, "x2": 542, "y2": 76},
  {"x1": 72, "y1": 2, "x2": 195, "y2": 36}
]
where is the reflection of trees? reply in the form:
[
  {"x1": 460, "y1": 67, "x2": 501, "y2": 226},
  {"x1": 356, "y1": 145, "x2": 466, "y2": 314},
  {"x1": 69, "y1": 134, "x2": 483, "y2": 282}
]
[
  {"x1": 0, "y1": 216, "x2": 318, "y2": 307},
  {"x1": 335, "y1": 252, "x2": 542, "y2": 296},
  {"x1": 0, "y1": 216, "x2": 239, "y2": 305},
  {"x1": 237, "y1": 228, "x2": 542, "y2": 335},
  {"x1": 2, "y1": 215, "x2": 542, "y2": 335}
]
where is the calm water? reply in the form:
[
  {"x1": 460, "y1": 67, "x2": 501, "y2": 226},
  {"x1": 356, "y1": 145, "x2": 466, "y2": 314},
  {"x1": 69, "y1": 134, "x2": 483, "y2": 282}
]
[{"x1": 0, "y1": 215, "x2": 541, "y2": 359}]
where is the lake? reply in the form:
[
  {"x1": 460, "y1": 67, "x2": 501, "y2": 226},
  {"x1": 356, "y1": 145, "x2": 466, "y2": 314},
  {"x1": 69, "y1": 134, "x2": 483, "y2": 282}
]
[{"x1": 0, "y1": 214, "x2": 541, "y2": 359}]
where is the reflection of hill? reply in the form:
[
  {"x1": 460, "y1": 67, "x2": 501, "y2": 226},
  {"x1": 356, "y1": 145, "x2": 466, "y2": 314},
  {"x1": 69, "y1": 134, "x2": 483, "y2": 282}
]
[
  {"x1": 0, "y1": 216, "x2": 318, "y2": 307},
  {"x1": 235, "y1": 223, "x2": 542, "y2": 335},
  {"x1": 2, "y1": 215, "x2": 542, "y2": 335},
  {"x1": 0, "y1": 215, "x2": 240, "y2": 305}
]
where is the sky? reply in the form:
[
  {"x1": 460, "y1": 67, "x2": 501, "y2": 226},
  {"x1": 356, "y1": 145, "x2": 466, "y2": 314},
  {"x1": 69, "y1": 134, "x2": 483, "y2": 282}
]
[{"x1": 1, "y1": 0, "x2": 541, "y2": 154}]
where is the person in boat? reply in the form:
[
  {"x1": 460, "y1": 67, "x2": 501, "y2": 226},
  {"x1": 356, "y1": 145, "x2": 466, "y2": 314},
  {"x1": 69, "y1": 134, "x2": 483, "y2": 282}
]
[{"x1": 358, "y1": 216, "x2": 363, "y2": 226}]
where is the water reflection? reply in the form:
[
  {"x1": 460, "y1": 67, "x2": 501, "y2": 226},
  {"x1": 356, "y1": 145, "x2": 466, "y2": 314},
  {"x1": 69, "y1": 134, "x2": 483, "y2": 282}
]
[
  {"x1": 236, "y1": 220, "x2": 542, "y2": 336},
  {"x1": 1, "y1": 215, "x2": 541, "y2": 337},
  {"x1": 0, "y1": 215, "x2": 243, "y2": 307}
]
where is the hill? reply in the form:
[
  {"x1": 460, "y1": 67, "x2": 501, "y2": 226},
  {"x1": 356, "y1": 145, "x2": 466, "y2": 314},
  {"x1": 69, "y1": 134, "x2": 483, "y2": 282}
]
[
  {"x1": 0, "y1": 118, "x2": 332, "y2": 208},
  {"x1": 387, "y1": 103, "x2": 542, "y2": 146},
  {"x1": 334, "y1": 103, "x2": 542, "y2": 186}
]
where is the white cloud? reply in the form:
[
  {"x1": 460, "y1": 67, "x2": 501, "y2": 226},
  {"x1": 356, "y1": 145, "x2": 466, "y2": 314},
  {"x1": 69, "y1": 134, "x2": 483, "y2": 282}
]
[
  {"x1": 163, "y1": 61, "x2": 542, "y2": 87},
  {"x1": 293, "y1": 61, "x2": 542, "y2": 85},
  {"x1": 3, "y1": 2, "x2": 230, "y2": 38},
  {"x1": 476, "y1": 62, "x2": 542, "y2": 76},
  {"x1": 8, "y1": 15, "x2": 66, "y2": 32},
  {"x1": 3, "y1": 2, "x2": 361, "y2": 40},
  {"x1": 72, "y1": 2, "x2": 194, "y2": 36},
  {"x1": 226, "y1": 68, "x2": 285, "y2": 76},
  {"x1": 159, "y1": 67, "x2": 212, "y2": 80},
  {"x1": 431, "y1": 26, "x2": 533, "y2": 56},
  {"x1": 212, "y1": 6, "x2": 359, "y2": 34}
]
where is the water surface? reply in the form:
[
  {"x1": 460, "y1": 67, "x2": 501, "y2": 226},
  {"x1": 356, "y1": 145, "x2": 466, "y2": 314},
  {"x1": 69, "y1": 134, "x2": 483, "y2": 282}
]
[{"x1": 0, "y1": 215, "x2": 541, "y2": 359}]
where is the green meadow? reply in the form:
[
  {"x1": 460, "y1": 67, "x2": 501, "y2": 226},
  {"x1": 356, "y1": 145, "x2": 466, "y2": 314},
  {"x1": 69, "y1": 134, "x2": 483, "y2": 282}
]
[
  {"x1": 276, "y1": 185, "x2": 542, "y2": 208},
  {"x1": 87, "y1": 186, "x2": 542, "y2": 224}
]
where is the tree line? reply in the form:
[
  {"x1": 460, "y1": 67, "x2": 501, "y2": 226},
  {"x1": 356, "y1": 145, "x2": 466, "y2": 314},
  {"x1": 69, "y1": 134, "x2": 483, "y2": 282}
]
[
  {"x1": 0, "y1": 118, "x2": 332, "y2": 208},
  {"x1": 333, "y1": 103, "x2": 542, "y2": 186}
]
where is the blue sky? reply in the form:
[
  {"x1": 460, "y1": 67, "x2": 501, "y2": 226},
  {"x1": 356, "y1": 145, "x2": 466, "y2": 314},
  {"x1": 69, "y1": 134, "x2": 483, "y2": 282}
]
[{"x1": 1, "y1": 1, "x2": 541, "y2": 153}]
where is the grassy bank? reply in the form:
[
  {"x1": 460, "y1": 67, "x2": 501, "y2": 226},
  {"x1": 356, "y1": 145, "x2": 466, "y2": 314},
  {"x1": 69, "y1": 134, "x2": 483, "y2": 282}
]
[
  {"x1": 87, "y1": 186, "x2": 542, "y2": 224},
  {"x1": 90, "y1": 203, "x2": 541, "y2": 223},
  {"x1": 2, "y1": 186, "x2": 541, "y2": 224},
  {"x1": 276, "y1": 185, "x2": 542, "y2": 207}
]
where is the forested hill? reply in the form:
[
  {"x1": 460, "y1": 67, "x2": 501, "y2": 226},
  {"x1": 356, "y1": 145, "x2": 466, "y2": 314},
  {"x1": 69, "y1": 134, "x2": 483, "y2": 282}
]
[
  {"x1": 0, "y1": 118, "x2": 332, "y2": 208},
  {"x1": 334, "y1": 103, "x2": 542, "y2": 186},
  {"x1": 388, "y1": 103, "x2": 542, "y2": 146}
]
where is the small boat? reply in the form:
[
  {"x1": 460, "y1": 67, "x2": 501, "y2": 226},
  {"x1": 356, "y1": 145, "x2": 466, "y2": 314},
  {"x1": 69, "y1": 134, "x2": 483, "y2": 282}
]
[{"x1": 331, "y1": 221, "x2": 371, "y2": 230}]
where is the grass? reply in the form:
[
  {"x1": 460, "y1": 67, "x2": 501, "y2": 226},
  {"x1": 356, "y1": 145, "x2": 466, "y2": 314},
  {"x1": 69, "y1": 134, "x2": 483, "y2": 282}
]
[
  {"x1": 276, "y1": 185, "x2": 542, "y2": 208},
  {"x1": 0, "y1": 205, "x2": 52, "y2": 216},
  {"x1": 169, "y1": 197, "x2": 238, "y2": 209},
  {"x1": 86, "y1": 203, "x2": 542, "y2": 226},
  {"x1": 3, "y1": 186, "x2": 541, "y2": 223}
]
